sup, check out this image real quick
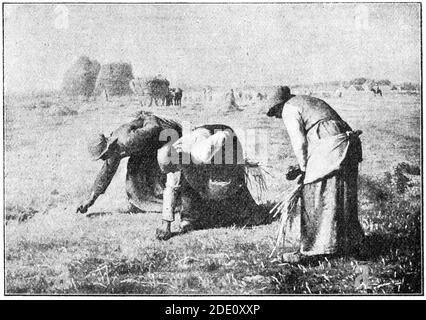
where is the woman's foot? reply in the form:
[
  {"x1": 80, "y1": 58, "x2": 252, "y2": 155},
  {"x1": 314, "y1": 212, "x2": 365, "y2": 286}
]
[
  {"x1": 179, "y1": 220, "x2": 194, "y2": 234},
  {"x1": 156, "y1": 221, "x2": 172, "y2": 240},
  {"x1": 126, "y1": 202, "x2": 143, "y2": 214},
  {"x1": 281, "y1": 251, "x2": 304, "y2": 263}
]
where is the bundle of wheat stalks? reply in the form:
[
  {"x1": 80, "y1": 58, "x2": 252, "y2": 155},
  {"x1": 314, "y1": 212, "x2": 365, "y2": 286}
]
[{"x1": 269, "y1": 174, "x2": 304, "y2": 257}]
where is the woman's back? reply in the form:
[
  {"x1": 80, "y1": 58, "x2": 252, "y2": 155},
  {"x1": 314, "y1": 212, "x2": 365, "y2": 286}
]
[{"x1": 286, "y1": 95, "x2": 344, "y2": 132}]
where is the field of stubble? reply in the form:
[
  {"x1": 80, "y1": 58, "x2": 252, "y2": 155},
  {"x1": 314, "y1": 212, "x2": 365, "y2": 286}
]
[{"x1": 4, "y1": 90, "x2": 422, "y2": 294}]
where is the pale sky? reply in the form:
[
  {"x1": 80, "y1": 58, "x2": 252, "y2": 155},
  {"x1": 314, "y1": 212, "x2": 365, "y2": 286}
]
[{"x1": 3, "y1": 3, "x2": 421, "y2": 93}]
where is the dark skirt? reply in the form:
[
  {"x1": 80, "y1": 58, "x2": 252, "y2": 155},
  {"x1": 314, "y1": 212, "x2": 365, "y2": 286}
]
[
  {"x1": 300, "y1": 120, "x2": 364, "y2": 255},
  {"x1": 125, "y1": 154, "x2": 166, "y2": 209},
  {"x1": 178, "y1": 166, "x2": 262, "y2": 229}
]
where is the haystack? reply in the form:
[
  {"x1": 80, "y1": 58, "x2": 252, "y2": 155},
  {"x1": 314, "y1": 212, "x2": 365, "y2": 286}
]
[
  {"x1": 62, "y1": 56, "x2": 100, "y2": 98},
  {"x1": 95, "y1": 63, "x2": 134, "y2": 97}
]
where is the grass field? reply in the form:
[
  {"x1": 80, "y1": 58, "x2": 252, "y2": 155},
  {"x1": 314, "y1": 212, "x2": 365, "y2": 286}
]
[{"x1": 4, "y1": 90, "x2": 422, "y2": 294}]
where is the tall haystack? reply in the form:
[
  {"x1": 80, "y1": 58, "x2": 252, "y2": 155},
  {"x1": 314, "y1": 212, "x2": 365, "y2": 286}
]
[
  {"x1": 62, "y1": 56, "x2": 101, "y2": 98},
  {"x1": 95, "y1": 62, "x2": 134, "y2": 96}
]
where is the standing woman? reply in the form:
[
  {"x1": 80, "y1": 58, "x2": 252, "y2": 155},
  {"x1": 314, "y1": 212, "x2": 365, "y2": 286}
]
[{"x1": 267, "y1": 86, "x2": 364, "y2": 262}]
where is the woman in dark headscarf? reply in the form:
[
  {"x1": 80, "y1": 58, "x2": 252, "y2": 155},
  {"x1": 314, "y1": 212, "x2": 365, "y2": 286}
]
[
  {"x1": 267, "y1": 86, "x2": 364, "y2": 262},
  {"x1": 76, "y1": 113, "x2": 182, "y2": 214}
]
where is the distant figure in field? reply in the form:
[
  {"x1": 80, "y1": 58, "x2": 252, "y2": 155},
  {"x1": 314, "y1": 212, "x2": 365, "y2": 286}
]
[
  {"x1": 203, "y1": 86, "x2": 213, "y2": 102},
  {"x1": 95, "y1": 83, "x2": 109, "y2": 102},
  {"x1": 103, "y1": 88, "x2": 109, "y2": 102},
  {"x1": 256, "y1": 92, "x2": 265, "y2": 101},
  {"x1": 371, "y1": 86, "x2": 382, "y2": 97},
  {"x1": 225, "y1": 89, "x2": 242, "y2": 111},
  {"x1": 244, "y1": 92, "x2": 253, "y2": 101},
  {"x1": 208, "y1": 87, "x2": 213, "y2": 101},
  {"x1": 334, "y1": 88, "x2": 343, "y2": 98}
]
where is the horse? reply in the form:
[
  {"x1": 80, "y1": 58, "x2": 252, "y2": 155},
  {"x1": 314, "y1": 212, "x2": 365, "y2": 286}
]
[
  {"x1": 371, "y1": 87, "x2": 383, "y2": 97},
  {"x1": 165, "y1": 88, "x2": 175, "y2": 106},
  {"x1": 174, "y1": 88, "x2": 183, "y2": 106}
]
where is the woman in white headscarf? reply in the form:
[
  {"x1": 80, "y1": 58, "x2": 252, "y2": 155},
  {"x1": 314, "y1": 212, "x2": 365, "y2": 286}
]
[
  {"x1": 267, "y1": 86, "x2": 364, "y2": 262},
  {"x1": 155, "y1": 124, "x2": 265, "y2": 240}
]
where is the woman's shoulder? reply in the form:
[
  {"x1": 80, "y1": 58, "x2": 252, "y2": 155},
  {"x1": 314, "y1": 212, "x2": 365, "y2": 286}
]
[
  {"x1": 289, "y1": 95, "x2": 326, "y2": 104},
  {"x1": 285, "y1": 95, "x2": 312, "y2": 107},
  {"x1": 284, "y1": 95, "x2": 309, "y2": 111},
  {"x1": 289, "y1": 95, "x2": 336, "y2": 111}
]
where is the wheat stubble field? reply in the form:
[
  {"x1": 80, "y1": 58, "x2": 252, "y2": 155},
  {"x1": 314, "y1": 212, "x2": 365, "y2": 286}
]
[{"x1": 3, "y1": 90, "x2": 421, "y2": 294}]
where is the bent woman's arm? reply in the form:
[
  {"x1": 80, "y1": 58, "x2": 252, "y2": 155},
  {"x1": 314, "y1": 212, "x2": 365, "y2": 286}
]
[
  {"x1": 282, "y1": 104, "x2": 308, "y2": 171},
  {"x1": 77, "y1": 154, "x2": 121, "y2": 213}
]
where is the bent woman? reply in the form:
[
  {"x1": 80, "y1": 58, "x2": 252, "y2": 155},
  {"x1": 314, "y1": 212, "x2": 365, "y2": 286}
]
[
  {"x1": 267, "y1": 86, "x2": 364, "y2": 262},
  {"x1": 155, "y1": 124, "x2": 264, "y2": 240},
  {"x1": 76, "y1": 114, "x2": 181, "y2": 214}
]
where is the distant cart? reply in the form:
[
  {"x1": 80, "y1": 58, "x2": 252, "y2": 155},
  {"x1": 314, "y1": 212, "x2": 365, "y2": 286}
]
[{"x1": 130, "y1": 76, "x2": 170, "y2": 107}]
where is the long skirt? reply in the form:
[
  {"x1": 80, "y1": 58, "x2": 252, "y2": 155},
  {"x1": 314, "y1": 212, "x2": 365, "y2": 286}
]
[
  {"x1": 125, "y1": 154, "x2": 166, "y2": 210},
  {"x1": 158, "y1": 123, "x2": 266, "y2": 227},
  {"x1": 300, "y1": 120, "x2": 364, "y2": 256},
  {"x1": 179, "y1": 164, "x2": 263, "y2": 228}
]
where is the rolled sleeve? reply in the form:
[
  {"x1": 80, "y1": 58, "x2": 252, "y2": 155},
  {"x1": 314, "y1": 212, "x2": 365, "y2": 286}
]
[
  {"x1": 91, "y1": 153, "x2": 121, "y2": 198},
  {"x1": 282, "y1": 104, "x2": 308, "y2": 171}
]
